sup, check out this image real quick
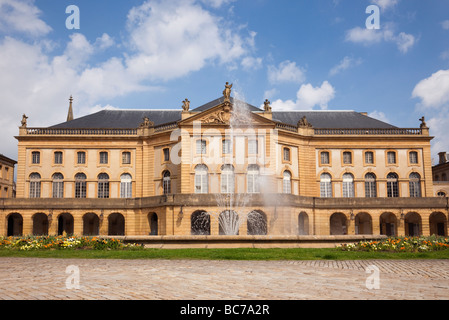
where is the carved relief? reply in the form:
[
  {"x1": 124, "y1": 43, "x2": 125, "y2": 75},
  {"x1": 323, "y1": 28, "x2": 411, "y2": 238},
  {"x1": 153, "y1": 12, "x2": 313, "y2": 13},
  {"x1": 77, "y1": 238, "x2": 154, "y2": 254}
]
[{"x1": 201, "y1": 109, "x2": 231, "y2": 124}]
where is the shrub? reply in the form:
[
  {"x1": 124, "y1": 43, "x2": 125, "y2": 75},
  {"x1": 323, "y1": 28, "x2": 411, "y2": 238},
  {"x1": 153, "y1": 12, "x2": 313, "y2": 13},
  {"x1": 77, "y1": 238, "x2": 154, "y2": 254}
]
[
  {"x1": 0, "y1": 235, "x2": 139, "y2": 251},
  {"x1": 339, "y1": 235, "x2": 449, "y2": 252}
]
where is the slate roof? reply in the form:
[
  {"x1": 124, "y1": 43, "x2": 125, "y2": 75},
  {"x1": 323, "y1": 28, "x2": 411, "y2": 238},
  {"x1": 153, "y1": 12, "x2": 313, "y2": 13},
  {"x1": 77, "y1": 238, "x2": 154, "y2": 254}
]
[
  {"x1": 271, "y1": 111, "x2": 397, "y2": 129},
  {"x1": 50, "y1": 97, "x2": 396, "y2": 129},
  {"x1": 51, "y1": 110, "x2": 182, "y2": 129}
]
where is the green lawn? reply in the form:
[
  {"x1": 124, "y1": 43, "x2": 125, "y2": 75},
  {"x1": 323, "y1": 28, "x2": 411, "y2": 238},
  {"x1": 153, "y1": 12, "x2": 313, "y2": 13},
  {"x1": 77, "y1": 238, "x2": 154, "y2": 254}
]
[{"x1": 1, "y1": 247, "x2": 448, "y2": 260}]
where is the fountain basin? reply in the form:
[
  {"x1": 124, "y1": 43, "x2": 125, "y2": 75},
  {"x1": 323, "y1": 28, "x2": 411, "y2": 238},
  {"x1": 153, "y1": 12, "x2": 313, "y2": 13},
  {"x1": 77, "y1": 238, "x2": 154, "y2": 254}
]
[{"x1": 101, "y1": 234, "x2": 387, "y2": 249}]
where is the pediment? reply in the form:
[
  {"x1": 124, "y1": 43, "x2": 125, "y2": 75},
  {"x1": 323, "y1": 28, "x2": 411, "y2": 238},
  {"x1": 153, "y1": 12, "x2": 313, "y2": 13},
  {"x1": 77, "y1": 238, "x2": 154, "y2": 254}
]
[{"x1": 179, "y1": 101, "x2": 275, "y2": 127}]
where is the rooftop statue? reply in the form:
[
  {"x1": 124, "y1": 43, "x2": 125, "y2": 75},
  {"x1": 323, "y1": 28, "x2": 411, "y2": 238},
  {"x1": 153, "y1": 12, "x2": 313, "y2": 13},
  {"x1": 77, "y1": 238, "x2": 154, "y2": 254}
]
[{"x1": 223, "y1": 82, "x2": 232, "y2": 102}]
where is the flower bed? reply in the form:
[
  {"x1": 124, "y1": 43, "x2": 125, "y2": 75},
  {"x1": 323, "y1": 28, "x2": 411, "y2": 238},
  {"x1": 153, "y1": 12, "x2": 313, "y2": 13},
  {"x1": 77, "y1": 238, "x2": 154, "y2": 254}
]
[
  {"x1": 0, "y1": 235, "x2": 140, "y2": 251},
  {"x1": 339, "y1": 236, "x2": 449, "y2": 252}
]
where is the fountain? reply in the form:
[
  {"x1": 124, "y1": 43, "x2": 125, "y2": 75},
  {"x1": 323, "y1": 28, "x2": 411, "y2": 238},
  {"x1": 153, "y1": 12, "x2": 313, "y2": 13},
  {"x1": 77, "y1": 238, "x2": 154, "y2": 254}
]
[{"x1": 200, "y1": 83, "x2": 268, "y2": 236}]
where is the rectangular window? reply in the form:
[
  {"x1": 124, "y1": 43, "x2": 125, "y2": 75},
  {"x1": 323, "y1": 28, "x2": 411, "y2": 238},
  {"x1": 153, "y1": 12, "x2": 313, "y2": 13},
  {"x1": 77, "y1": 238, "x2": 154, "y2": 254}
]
[
  {"x1": 365, "y1": 151, "x2": 374, "y2": 164},
  {"x1": 365, "y1": 181, "x2": 377, "y2": 198},
  {"x1": 163, "y1": 148, "x2": 170, "y2": 162},
  {"x1": 120, "y1": 182, "x2": 132, "y2": 198},
  {"x1": 54, "y1": 151, "x2": 63, "y2": 164},
  {"x1": 387, "y1": 151, "x2": 396, "y2": 164},
  {"x1": 52, "y1": 181, "x2": 64, "y2": 198},
  {"x1": 409, "y1": 151, "x2": 418, "y2": 164},
  {"x1": 222, "y1": 140, "x2": 232, "y2": 155},
  {"x1": 32, "y1": 151, "x2": 40, "y2": 164},
  {"x1": 99, "y1": 152, "x2": 108, "y2": 164},
  {"x1": 248, "y1": 140, "x2": 258, "y2": 155},
  {"x1": 343, "y1": 151, "x2": 352, "y2": 165},
  {"x1": 98, "y1": 182, "x2": 109, "y2": 198},
  {"x1": 320, "y1": 151, "x2": 330, "y2": 165},
  {"x1": 75, "y1": 181, "x2": 86, "y2": 198},
  {"x1": 196, "y1": 140, "x2": 207, "y2": 154},
  {"x1": 30, "y1": 182, "x2": 41, "y2": 198},
  {"x1": 77, "y1": 151, "x2": 86, "y2": 164},
  {"x1": 283, "y1": 148, "x2": 291, "y2": 162},
  {"x1": 122, "y1": 151, "x2": 131, "y2": 164}
]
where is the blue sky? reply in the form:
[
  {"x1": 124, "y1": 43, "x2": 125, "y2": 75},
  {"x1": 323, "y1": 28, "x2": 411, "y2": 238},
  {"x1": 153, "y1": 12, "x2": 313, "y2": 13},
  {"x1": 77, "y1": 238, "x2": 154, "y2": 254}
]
[{"x1": 1, "y1": 0, "x2": 449, "y2": 161}]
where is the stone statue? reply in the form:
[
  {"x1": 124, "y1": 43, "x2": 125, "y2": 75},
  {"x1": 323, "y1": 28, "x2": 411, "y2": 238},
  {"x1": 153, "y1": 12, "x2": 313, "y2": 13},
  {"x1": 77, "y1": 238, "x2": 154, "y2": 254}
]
[
  {"x1": 419, "y1": 116, "x2": 428, "y2": 129},
  {"x1": 223, "y1": 82, "x2": 232, "y2": 101},
  {"x1": 298, "y1": 116, "x2": 312, "y2": 128},
  {"x1": 140, "y1": 116, "x2": 154, "y2": 128},
  {"x1": 182, "y1": 99, "x2": 190, "y2": 112},
  {"x1": 263, "y1": 99, "x2": 272, "y2": 112},
  {"x1": 21, "y1": 114, "x2": 28, "y2": 127}
]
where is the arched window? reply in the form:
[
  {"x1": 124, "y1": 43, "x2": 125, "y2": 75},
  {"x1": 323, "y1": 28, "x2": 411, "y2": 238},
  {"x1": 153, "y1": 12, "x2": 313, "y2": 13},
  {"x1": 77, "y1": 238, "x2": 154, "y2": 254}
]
[
  {"x1": 98, "y1": 173, "x2": 110, "y2": 198},
  {"x1": 409, "y1": 172, "x2": 421, "y2": 197},
  {"x1": 120, "y1": 173, "x2": 132, "y2": 198},
  {"x1": 162, "y1": 171, "x2": 171, "y2": 195},
  {"x1": 29, "y1": 173, "x2": 41, "y2": 198},
  {"x1": 108, "y1": 213, "x2": 125, "y2": 236},
  {"x1": 148, "y1": 213, "x2": 158, "y2": 235},
  {"x1": 283, "y1": 170, "x2": 292, "y2": 194},
  {"x1": 221, "y1": 165, "x2": 235, "y2": 194},
  {"x1": 195, "y1": 165, "x2": 209, "y2": 194},
  {"x1": 219, "y1": 210, "x2": 239, "y2": 235},
  {"x1": 365, "y1": 173, "x2": 377, "y2": 198},
  {"x1": 298, "y1": 212, "x2": 309, "y2": 235},
  {"x1": 247, "y1": 210, "x2": 267, "y2": 235},
  {"x1": 320, "y1": 173, "x2": 332, "y2": 198},
  {"x1": 75, "y1": 173, "x2": 87, "y2": 198},
  {"x1": 191, "y1": 210, "x2": 210, "y2": 235},
  {"x1": 52, "y1": 173, "x2": 64, "y2": 198},
  {"x1": 342, "y1": 173, "x2": 354, "y2": 197},
  {"x1": 247, "y1": 164, "x2": 260, "y2": 194},
  {"x1": 387, "y1": 173, "x2": 399, "y2": 197}
]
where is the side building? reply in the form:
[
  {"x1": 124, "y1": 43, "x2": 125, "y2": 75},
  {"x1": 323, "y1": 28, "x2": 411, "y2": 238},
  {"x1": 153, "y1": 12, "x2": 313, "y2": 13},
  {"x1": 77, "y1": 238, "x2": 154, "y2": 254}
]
[
  {"x1": 0, "y1": 154, "x2": 16, "y2": 198},
  {"x1": 433, "y1": 151, "x2": 449, "y2": 198},
  {"x1": 1, "y1": 85, "x2": 447, "y2": 237}
]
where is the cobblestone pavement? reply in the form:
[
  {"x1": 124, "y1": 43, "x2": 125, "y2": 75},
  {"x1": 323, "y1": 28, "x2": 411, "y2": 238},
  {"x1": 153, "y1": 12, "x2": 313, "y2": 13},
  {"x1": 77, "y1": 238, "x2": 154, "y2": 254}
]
[{"x1": 0, "y1": 258, "x2": 448, "y2": 300}]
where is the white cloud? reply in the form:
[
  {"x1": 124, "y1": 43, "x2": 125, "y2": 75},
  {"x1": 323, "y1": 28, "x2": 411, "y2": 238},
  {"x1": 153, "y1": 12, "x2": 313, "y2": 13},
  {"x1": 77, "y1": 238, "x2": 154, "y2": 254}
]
[
  {"x1": 329, "y1": 56, "x2": 362, "y2": 76},
  {"x1": 95, "y1": 33, "x2": 115, "y2": 50},
  {"x1": 368, "y1": 110, "x2": 389, "y2": 123},
  {"x1": 125, "y1": 0, "x2": 253, "y2": 81},
  {"x1": 271, "y1": 81, "x2": 335, "y2": 111},
  {"x1": 412, "y1": 69, "x2": 449, "y2": 109},
  {"x1": 441, "y1": 20, "x2": 449, "y2": 30},
  {"x1": 428, "y1": 114, "x2": 449, "y2": 159},
  {"x1": 395, "y1": 32, "x2": 415, "y2": 54},
  {"x1": 64, "y1": 33, "x2": 95, "y2": 67},
  {"x1": 241, "y1": 56, "x2": 263, "y2": 70},
  {"x1": 0, "y1": 0, "x2": 52, "y2": 36},
  {"x1": 412, "y1": 70, "x2": 449, "y2": 160},
  {"x1": 268, "y1": 60, "x2": 306, "y2": 84},
  {"x1": 372, "y1": 0, "x2": 399, "y2": 11},
  {"x1": 0, "y1": 0, "x2": 260, "y2": 158},
  {"x1": 345, "y1": 25, "x2": 416, "y2": 53}
]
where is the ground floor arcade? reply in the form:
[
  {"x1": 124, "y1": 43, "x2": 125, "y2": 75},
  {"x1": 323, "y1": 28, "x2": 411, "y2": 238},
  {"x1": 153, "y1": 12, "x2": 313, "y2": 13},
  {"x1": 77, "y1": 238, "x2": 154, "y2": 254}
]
[{"x1": 1, "y1": 195, "x2": 448, "y2": 238}]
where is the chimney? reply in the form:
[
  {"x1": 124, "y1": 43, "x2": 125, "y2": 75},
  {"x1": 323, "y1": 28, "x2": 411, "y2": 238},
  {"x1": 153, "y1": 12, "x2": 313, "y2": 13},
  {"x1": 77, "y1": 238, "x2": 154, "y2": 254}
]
[
  {"x1": 67, "y1": 95, "x2": 74, "y2": 122},
  {"x1": 438, "y1": 152, "x2": 447, "y2": 165}
]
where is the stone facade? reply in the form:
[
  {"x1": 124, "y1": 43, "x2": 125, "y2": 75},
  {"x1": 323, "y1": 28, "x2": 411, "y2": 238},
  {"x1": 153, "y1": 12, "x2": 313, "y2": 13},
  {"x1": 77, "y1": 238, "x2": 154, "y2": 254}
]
[
  {"x1": 1, "y1": 86, "x2": 447, "y2": 237},
  {"x1": 433, "y1": 151, "x2": 449, "y2": 198},
  {"x1": 0, "y1": 154, "x2": 16, "y2": 198}
]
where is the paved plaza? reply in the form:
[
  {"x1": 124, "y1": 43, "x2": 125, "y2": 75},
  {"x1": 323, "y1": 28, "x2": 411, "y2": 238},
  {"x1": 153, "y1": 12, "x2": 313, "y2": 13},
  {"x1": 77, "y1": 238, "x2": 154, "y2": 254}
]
[{"x1": 0, "y1": 258, "x2": 448, "y2": 300}]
